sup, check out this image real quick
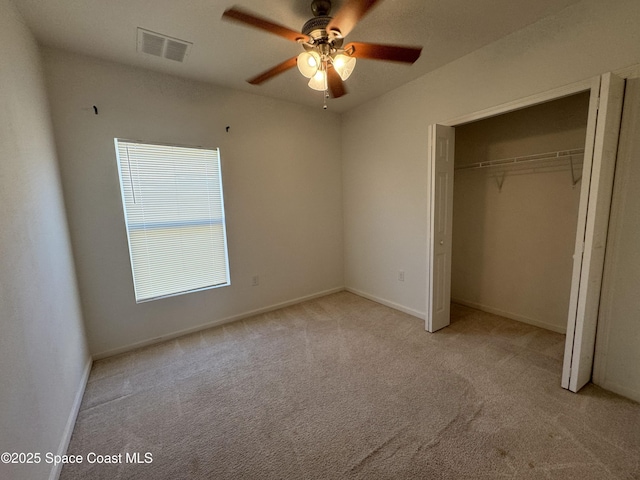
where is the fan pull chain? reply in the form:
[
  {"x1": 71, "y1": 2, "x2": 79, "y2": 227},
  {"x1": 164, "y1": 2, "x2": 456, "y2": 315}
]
[{"x1": 323, "y1": 90, "x2": 329, "y2": 110}]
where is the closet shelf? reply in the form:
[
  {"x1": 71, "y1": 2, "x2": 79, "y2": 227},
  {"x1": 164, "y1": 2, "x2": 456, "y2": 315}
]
[
  {"x1": 455, "y1": 148, "x2": 585, "y2": 190},
  {"x1": 454, "y1": 148, "x2": 585, "y2": 171}
]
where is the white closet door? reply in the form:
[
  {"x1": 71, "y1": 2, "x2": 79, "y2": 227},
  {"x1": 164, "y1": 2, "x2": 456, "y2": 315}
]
[
  {"x1": 593, "y1": 77, "x2": 640, "y2": 402},
  {"x1": 562, "y1": 72, "x2": 626, "y2": 392},
  {"x1": 427, "y1": 124, "x2": 455, "y2": 332}
]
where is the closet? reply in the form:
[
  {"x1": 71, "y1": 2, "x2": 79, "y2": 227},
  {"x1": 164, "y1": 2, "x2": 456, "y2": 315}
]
[{"x1": 450, "y1": 92, "x2": 591, "y2": 334}]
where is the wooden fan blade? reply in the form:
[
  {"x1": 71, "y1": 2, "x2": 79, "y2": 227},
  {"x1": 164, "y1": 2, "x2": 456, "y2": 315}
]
[
  {"x1": 223, "y1": 7, "x2": 310, "y2": 43},
  {"x1": 247, "y1": 57, "x2": 298, "y2": 85},
  {"x1": 344, "y1": 42, "x2": 422, "y2": 63},
  {"x1": 326, "y1": 0, "x2": 383, "y2": 38},
  {"x1": 327, "y1": 67, "x2": 347, "y2": 98}
]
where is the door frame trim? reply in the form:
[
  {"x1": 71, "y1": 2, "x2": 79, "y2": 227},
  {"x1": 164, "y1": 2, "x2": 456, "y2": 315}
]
[{"x1": 440, "y1": 78, "x2": 596, "y2": 127}]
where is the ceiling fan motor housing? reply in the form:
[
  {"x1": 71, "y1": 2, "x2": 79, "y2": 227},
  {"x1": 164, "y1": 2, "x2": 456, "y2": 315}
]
[
  {"x1": 302, "y1": 15, "x2": 343, "y2": 50},
  {"x1": 303, "y1": 0, "x2": 344, "y2": 48},
  {"x1": 302, "y1": 16, "x2": 331, "y2": 39}
]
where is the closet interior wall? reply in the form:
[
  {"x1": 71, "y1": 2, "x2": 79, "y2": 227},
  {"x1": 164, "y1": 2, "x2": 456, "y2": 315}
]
[{"x1": 451, "y1": 92, "x2": 590, "y2": 333}]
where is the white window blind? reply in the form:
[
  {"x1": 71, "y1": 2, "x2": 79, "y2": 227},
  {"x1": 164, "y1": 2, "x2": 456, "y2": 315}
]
[{"x1": 114, "y1": 139, "x2": 230, "y2": 303}]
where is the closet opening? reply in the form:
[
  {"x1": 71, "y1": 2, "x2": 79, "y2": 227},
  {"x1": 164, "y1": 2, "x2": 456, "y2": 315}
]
[
  {"x1": 451, "y1": 92, "x2": 591, "y2": 335},
  {"x1": 426, "y1": 73, "x2": 626, "y2": 393}
]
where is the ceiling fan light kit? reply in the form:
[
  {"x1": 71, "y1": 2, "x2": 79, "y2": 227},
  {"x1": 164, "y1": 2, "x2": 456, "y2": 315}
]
[
  {"x1": 297, "y1": 51, "x2": 321, "y2": 78},
  {"x1": 222, "y1": 0, "x2": 422, "y2": 107},
  {"x1": 297, "y1": 49, "x2": 355, "y2": 89},
  {"x1": 333, "y1": 54, "x2": 356, "y2": 81},
  {"x1": 308, "y1": 67, "x2": 328, "y2": 92}
]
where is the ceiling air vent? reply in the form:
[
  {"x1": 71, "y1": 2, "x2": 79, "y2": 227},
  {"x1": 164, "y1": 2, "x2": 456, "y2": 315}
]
[{"x1": 137, "y1": 28, "x2": 192, "y2": 63}]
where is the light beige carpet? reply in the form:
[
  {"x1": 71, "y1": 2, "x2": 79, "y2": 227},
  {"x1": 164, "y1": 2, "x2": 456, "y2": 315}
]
[{"x1": 61, "y1": 292, "x2": 640, "y2": 479}]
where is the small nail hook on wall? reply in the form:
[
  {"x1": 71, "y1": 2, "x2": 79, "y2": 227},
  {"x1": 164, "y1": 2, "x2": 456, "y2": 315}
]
[
  {"x1": 226, "y1": 126, "x2": 230, "y2": 132},
  {"x1": 93, "y1": 105, "x2": 98, "y2": 115}
]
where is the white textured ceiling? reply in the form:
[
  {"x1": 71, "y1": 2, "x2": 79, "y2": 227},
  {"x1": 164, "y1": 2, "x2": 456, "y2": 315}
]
[{"x1": 12, "y1": 0, "x2": 583, "y2": 112}]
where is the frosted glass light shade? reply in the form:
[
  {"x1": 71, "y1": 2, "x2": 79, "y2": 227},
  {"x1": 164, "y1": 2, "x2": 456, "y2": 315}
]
[
  {"x1": 308, "y1": 69, "x2": 327, "y2": 91},
  {"x1": 333, "y1": 54, "x2": 356, "y2": 81},
  {"x1": 297, "y1": 51, "x2": 321, "y2": 78}
]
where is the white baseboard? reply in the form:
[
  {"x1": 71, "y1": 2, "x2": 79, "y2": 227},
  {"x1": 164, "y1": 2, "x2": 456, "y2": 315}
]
[
  {"x1": 49, "y1": 357, "x2": 92, "y2": 480},
  {"x1": 345, "y1": 287, "x2": 425, "y2": 320},
  {"x1": 594, "y1": 379, "x2": 640, "y2": 404},
  {"x1": 92, "y1": 287, "x2": 345, "y2": 360},
  {"x1": 452, "y1": 298, "x2": 567, "y2": 334}
]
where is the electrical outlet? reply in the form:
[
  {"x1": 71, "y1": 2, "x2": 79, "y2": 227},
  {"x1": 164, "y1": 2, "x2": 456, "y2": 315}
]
[
  {"x1": 398, "y1": 270, "x2": 405, "y2": 282},
  {"x1": 252, "y1": 275, "x2": 259, "y2": 286}
]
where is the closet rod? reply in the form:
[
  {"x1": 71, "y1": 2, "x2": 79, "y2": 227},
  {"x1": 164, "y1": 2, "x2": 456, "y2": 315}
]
[{"x1": 455, "y1": 148, "x2": 585, "y2": 171}]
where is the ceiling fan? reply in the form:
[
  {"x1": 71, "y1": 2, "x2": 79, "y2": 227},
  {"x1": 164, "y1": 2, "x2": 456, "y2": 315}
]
[{"x1": 222, "y1": 0, "x2": 422, "y2": 105}]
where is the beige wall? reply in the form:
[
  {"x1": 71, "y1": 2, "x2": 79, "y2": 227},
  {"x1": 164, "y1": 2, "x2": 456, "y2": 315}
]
[
  {"x1": 594, "y1": 78, "x2": 640, "y2": 402},
  {"x1": 452, "y1": 94, "x2": 589, "y2": 332},
  {"x1": 0, "y1": 2, "x2": 90, "y2": 479},
  {"x1": 43, "y1": 49, "x2": 344, "y2": 357}
]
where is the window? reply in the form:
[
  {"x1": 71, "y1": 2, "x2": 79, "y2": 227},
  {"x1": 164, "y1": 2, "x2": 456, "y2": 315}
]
[{"x1": 114, "y1": 139, "x2": 230, "y2": 302}]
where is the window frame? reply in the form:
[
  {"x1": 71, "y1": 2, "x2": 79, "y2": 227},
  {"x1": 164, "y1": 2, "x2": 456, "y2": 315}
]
[{"x1": 114, "y1": 138, "x2": 231, "y2": 303}]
